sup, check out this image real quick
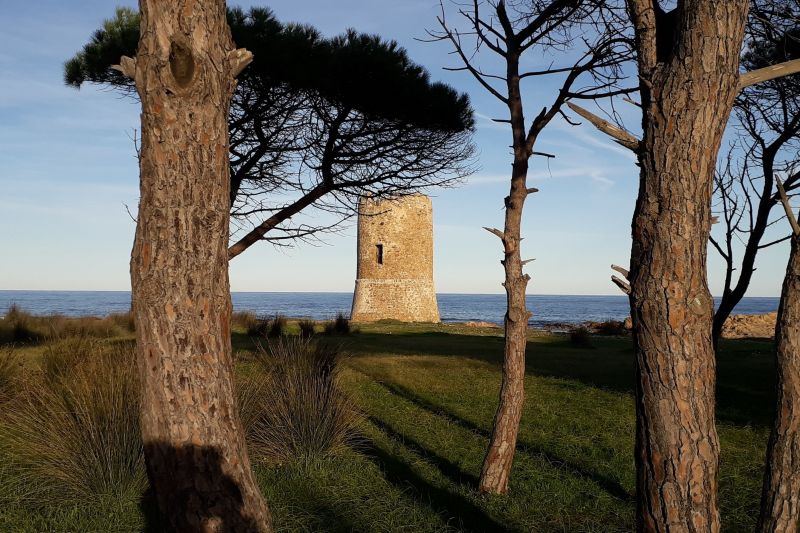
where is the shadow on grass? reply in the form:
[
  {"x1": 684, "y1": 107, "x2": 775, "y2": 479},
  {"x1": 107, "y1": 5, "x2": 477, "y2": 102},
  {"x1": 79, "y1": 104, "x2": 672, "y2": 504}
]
[
  {"x1": 139, "y1": 443, "x2": 266, "y2": 532},
  {"x1": 367, "y1": 416, "x2": 480, "y2": 487},
  {"x1": 368, "y1": 378, "x2": 634, "y2": 503},
  {"x1": 360, "y1": 434, "x2": 516, "y2": 533},
  {"x1": 348, "y1": 330, "x2": 776, "y2": 428}
]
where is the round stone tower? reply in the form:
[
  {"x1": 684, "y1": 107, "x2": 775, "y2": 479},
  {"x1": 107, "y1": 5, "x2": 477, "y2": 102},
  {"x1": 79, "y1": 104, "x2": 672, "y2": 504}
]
[{"x1": 351, "y1": 194, "x2": 440, "y2": 323}]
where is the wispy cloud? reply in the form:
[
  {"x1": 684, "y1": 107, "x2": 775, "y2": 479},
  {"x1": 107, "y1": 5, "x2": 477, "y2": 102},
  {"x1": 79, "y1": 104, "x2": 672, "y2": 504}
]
[
  {"x1": 465, "y1": 164, "x2": 623, "y2": 189},
  {"x1": 474, "y1": 111, "x2": 511, "y2": 132}
]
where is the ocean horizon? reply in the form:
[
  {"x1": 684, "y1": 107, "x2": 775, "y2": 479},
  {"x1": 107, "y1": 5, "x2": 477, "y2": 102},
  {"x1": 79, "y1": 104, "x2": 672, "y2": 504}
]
[{"x1": 0, "y1": 290, "x2": 781, "y2": 327}]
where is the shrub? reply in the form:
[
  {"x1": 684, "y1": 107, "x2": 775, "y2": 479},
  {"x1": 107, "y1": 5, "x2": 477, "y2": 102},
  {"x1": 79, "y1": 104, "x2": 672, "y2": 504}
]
[
  {"x1": 0, "y1": 342, "x2": 145, "y2": 504},
  {"x1": 268, "y1": 314, "x2": 287, "y2": 338},
  {"x1": 298, "y1": 319, "x2": 316, "y2": 338},
  {"x1": 324, "y1": 313, "x2": 351, "y2": 336},
  {"x1": 569, "y1": 326, "x2": 593, "y2": 348},
  {"x1": 0, "y1": 305, "x2": 42, "y2": 344},
  {"x1": 247, "y1": 317, "x2": 270, "y2": 338},
  {"x1": 240, "y1": 337, "x2": 361, "y2": 463},
  {"x1": 594, "y1": 320, "x2": 628, "y2": 336}
]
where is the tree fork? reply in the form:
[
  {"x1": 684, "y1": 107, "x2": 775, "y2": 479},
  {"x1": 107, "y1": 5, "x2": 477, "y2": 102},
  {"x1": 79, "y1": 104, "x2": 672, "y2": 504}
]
[{"x1": 129, "y1": 1, "x2": 272, "y2": 530}]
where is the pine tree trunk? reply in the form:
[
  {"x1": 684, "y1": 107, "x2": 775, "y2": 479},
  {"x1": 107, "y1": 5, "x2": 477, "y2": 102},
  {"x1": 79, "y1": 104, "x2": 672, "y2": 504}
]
[
  {"x1": 479, "y1": 158, "x2": 531, "y2": 494},
  {"x1": 628, "y1": 2, "x2": 748, "y2": 530},
  {"x1": 757, "y1": 235, "x2": 800, "y2": 533},
  {"x1": 130, "y1": 1, "x2": 272, "y2": 531},
  {"x1": 478, "y1": 46, "x2": 532, "y2": 493}
]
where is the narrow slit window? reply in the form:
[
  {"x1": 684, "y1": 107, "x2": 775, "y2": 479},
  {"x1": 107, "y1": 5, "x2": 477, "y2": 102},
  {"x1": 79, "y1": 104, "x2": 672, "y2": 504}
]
[{"x1": 376, "y1": 244, "x2": 384, "y2": 265}]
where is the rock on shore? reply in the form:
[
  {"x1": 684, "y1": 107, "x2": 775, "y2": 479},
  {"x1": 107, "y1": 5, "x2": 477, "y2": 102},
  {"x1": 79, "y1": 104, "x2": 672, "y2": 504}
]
[
  {"x1": 721, "y1": 312, "x2": 777, "y2": 339},
  {"x1": 572, "y1": 312, "x2": 778, "y2": 339}
]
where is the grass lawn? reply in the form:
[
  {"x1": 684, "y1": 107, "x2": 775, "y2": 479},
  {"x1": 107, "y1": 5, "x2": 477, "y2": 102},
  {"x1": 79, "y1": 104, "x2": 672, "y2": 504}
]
[{"x1": 0, "y1": 319, "x2": 775, "y2": 532}]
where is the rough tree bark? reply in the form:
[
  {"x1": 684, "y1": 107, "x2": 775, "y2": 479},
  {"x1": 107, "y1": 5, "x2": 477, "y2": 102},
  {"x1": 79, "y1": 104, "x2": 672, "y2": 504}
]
[
  {"x1": 124, "y1": 0, "x2": 272, "y2": 531},
  {"x1": 758, "y1": 235, "x2": 800, "y2": 532},
  {"x1": 626, "y1": 1, "x2": 748, "y2": 530},
  {"x1": 757, "y1": 184, "x2": 800, "y2": 533}
]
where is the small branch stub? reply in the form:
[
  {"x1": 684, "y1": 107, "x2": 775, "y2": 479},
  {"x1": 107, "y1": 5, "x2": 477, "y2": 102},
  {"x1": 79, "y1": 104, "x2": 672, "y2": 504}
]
[
  {"x1": 483, "y1": 227, "x2": 505, "y2": 241},
  {"x1": 230, "y1": 48, "x2": 254, "y2": 78},
  {"x1": 112, "y1": 55, "x2": 137, "y2": 80}
]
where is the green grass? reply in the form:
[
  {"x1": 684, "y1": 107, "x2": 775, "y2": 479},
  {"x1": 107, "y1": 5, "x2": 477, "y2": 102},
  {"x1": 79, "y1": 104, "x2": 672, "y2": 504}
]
[{"x1": 0, "y1": 316, "x2": 776, "y2": 532}]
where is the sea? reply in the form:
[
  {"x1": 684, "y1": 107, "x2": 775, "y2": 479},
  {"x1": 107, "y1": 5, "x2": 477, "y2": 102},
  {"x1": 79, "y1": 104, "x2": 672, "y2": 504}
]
[{"x1": 0, "y1": 291, "x2": 781, "y2": 327}]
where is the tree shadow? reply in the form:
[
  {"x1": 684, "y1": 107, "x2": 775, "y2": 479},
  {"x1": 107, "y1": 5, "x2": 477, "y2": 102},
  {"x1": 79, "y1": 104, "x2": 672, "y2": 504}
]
[
  {"x1": 140, "y1": 443, "x2": 266, "y2": 533},
  {"x1": 369, "y1": 377, "x2": 634, "y2": 503},
  {"x1": 359, "y1": 435, "x2": 517, "y2": 533},
  {"x1": 366, "y1": 415, "x2": 480, "y2": 487},
  {"x1": 349, "y1": 330, "x2": 776, "y2": 428}
]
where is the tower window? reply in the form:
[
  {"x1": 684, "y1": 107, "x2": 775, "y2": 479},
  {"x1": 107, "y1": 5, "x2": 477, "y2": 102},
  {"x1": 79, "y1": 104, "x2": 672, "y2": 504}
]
[{"x1": 376, "y1": 244, "x2": 384, "y2": 265}]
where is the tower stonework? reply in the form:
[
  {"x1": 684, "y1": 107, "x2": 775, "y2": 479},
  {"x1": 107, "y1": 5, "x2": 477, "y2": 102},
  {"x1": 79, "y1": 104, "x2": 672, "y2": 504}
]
[{"x1": 351, "y1": 194, "x2": 440, "y2": 323}]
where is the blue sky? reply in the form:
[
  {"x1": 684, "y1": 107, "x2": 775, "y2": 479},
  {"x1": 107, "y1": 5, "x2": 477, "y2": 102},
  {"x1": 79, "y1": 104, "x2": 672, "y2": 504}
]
[{"x1": 0, "y1": 0, "x2": 792, "y2": 295}]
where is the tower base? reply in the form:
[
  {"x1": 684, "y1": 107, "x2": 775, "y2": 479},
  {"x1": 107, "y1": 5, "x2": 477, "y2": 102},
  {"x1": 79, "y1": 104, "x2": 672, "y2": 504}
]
[{"x1": 351, "y1": 278, "x2": 440, "y2": 323}]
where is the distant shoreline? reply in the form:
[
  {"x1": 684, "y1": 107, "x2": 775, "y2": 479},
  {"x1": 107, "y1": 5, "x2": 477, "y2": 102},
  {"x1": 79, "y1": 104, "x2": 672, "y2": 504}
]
[{"x1": 0, "y1": 291, "x2": 781, "y2": 328}]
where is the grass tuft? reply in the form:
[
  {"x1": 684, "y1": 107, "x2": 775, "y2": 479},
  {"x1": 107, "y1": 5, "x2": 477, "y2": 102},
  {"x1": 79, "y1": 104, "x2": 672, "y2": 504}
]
[
  {"x1": 268, "y1": 314, "x2": 288, "y2": 338},
  {"x1": 0, "y1": 306, "x2": 133, "y2": 344},
  {"x1": 298, "y1": 319, "x2": 316, "y2": 338},
  {"x1": 232, "y1": 310, "x2": 258, "y2": 332},
  {"x1": 0, "y1": 348, "x2": 20, "y2": 403},
  {"x1": 240, "y1": 337, "x2": 361, "y2": 463},
  {"x1": 324, "y1": 312, "x2": 352, "y2": 336},
  {"x1": 0, "y1": 341, "x2": 146, "y2": 505}
]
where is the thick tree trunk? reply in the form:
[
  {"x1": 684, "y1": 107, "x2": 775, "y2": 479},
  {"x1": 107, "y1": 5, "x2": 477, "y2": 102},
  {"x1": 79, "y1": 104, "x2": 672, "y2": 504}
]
[
  {"x1": 758, "y1": 235, "x2": 800, "y2": 533},
  {"x1": 628, "y1": 2, "x2": 748, "y2": 530},
  {"x1": 479, "y1": 46, "x2": 533, "y2": 494},
  {"x1": 130, "y1": 1, "x2": 272, "y2": 531}
]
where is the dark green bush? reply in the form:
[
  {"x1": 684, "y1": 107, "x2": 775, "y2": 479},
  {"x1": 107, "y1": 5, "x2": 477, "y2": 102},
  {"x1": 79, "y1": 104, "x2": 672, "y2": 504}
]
[
  {"x1": 324, "y1": 313, "x2": 351, "y2": 336},
  {"x1": 298, "y1": 319, "x2": 316, "y2": 338},
  {"x1": 569, "y1": 326, "x2": 593, "y2": 348},
  {"x1": 268, "y1": 314, "x2": 288, "y2": 338}
]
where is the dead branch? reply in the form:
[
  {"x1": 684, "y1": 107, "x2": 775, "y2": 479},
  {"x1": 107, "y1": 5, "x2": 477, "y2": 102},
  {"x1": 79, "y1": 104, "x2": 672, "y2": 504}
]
[
  {"x1": 611, "y1": 275, "x2": 631, "y2": 295},
  {"x1": 567, "y1": 102, "x2": 640, "y2": 151},
  {"x1": 611, "y1": 264, "x2": 629, "y2": 279},
  {"x1": 776, "y1": 175, "x2": 800, "y2": 236},
  {"x1": 739, "y1": 58, "x2": 800, "y2": 90}
]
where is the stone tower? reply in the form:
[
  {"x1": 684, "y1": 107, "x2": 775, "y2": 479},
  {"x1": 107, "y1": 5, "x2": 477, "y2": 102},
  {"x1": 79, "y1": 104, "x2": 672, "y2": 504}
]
[{"x1": 351, "y1": 194, "x2": 440, "y2": 323}]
